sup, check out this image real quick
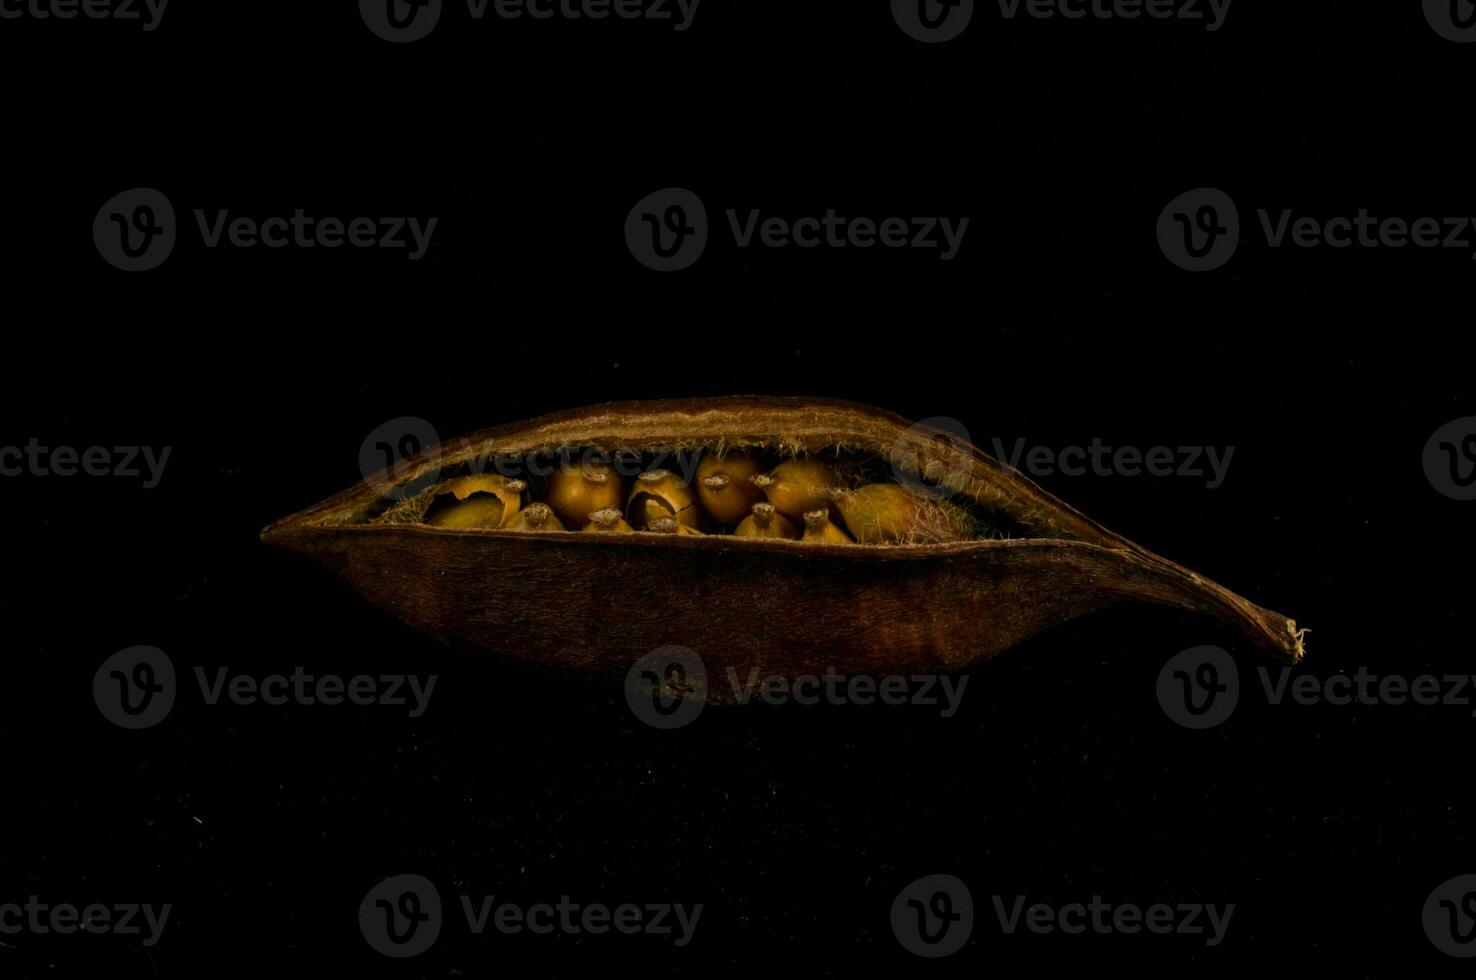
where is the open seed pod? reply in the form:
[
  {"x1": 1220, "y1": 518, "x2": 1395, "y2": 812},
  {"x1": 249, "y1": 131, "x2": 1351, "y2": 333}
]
[{"x1": 262, "y1": 397, "x2": 1305, "y2": 705}]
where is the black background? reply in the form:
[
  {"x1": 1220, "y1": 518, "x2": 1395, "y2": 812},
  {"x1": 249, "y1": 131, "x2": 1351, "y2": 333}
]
[{"x1": 3, "y1": 0, "x2": 1474, "y2": 976}]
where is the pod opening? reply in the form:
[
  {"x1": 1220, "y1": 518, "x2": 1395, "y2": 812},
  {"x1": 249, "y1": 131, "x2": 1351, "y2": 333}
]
[{"x1": 361, "y1": 442, "x2": 1072, "y2": 545}]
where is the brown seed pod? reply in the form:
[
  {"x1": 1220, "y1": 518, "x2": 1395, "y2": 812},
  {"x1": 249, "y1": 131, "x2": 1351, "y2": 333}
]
[
  {"x1": 695, "y1": 451, "x2": 767, "y2": 524},
  {"x1": 582, "y1": 508, "x2": 633, "y2": 533},
  {"x1": 801, "y1": 509, "x2": 853, "y2": 544},
  {"x1": 646, "y1": 517, "x2": 704, "y2": 536},
  {"x1": 753, "y1": 457, "x2": 839, "y2": 521},
  {"x1": 264, "y1": 397, "x2": 1305, "y2": 706},
  {"x1": 422, "y1": 475, "x2": 525, "y2": 529},
  {"x1": 733, "y1": 502, "x2": 799, "y2": 540},
  {"x1": 506, "y1": 502, "x2": 564, "y2": 532},
  {"x1": 627, "y1": 468, "x2": 700, "y2": 529},
  {"x1": 547, "y1": 458, "x2": 624, "y2": 529},
  {"x1": 831, "y1": 483, "x2": 975, "y2": 545}
]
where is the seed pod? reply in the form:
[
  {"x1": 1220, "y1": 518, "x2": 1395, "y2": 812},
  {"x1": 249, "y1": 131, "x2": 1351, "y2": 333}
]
[
  {"x1": 423, "y1": 475, "x2": 525, "y2": 529},
  {"x1": 266, "y1": 397, "x2": 1305, "y2": 706},
  {"x1": 646, "y1": 517, "x2": 704, "y2": 536},
  {"x1": 801, "y1": 509, "x2": 852, "y2": 544},
  {"x1": 547, "y1": 459, "x2": 624, "y2": 529},
  {"x1": 583, "y1": 508, "x2": 633, "y2": 533},
  {"x1": 733, "y1": 502, "x2": 799, "y2": 540},
  {"x1": 696, "y1": 451, "x2": 767, "y2": 524},
  {"x1": 506, "y1": 502, "x2": 564, "y2": 532},
  {"x1": 831, "y1": 483, "x2": 973, "y2": 545},
  {"x1": 754, "y1": 458, "x2": 839, "y2": 522},
  {"x1": 627, "y1": 468, "x2": 700, "y2": 529}
]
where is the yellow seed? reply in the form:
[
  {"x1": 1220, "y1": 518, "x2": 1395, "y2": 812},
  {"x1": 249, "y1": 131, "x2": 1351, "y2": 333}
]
[
  {"x1": 695, "y1": 451, "x2": 766, "y2": 523},
  {"x1": 801, "y1": 509, "x2": 852, "y2": 544},
  {"x1": 506, "y1": 502, "x2": 564, "y2": 532},
  {"x1": 547, "y1": 459, "x2": 625, "y2": 529},
  {"x1": 583, "y1": 508, "x2": 634, "y2": 533},
  {"x1": 733, "y1": 502, "x2": 799, "y2": 540},
  {"x1": 627, "y1": 468, "x2": 700, "y2": 529},
  {"x1": 753, "y1": 458, "x2": 839, "y2": 522},
  {"x1": 423, "y1": 475, "x2": 525, "y2": 529},
  {"x1": 831, "y1": 483, "x2": 973, "y2": 544},
  {"x1": 646, "y1": 517, "x2": 704, "y2": 536}
]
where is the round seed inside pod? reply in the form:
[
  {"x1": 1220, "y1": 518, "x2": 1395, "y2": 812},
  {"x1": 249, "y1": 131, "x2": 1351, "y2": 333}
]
[
  {"x1": 582, "y1": 508, "x2": 633, "y2": 533},
  {"x1": 733, "y1": 501, "x2": 799, "y2": 540},
  {"x1": 695, "y1": 450, "x2": 766, "y2": 523},
  {"x1": 547, "y1": 458, "x2": 625, "y2": 529},
  {"x1": 423, "y1": 475, "x2": 525, "y2": 529},
  {"x1": 627, "y1": 468, "x2": 700, "y2": 529},
  {"x1": 831, "y1": 483, "x2": 974, "y2": 544},
  {"x1": 507, "y1": 502, "x2": 564, "y2": 532},
  {"x1": 801, "y1": 508, "x2": 852, "y2": 544},
  {"x1": 754, "y1": 457, "x2": 839, "y2": 522}
]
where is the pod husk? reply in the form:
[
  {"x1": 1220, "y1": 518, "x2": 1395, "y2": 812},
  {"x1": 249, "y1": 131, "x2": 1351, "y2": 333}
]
[{"x1": 262, "y1": 397, "x2": 1304, "y2": 705}]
